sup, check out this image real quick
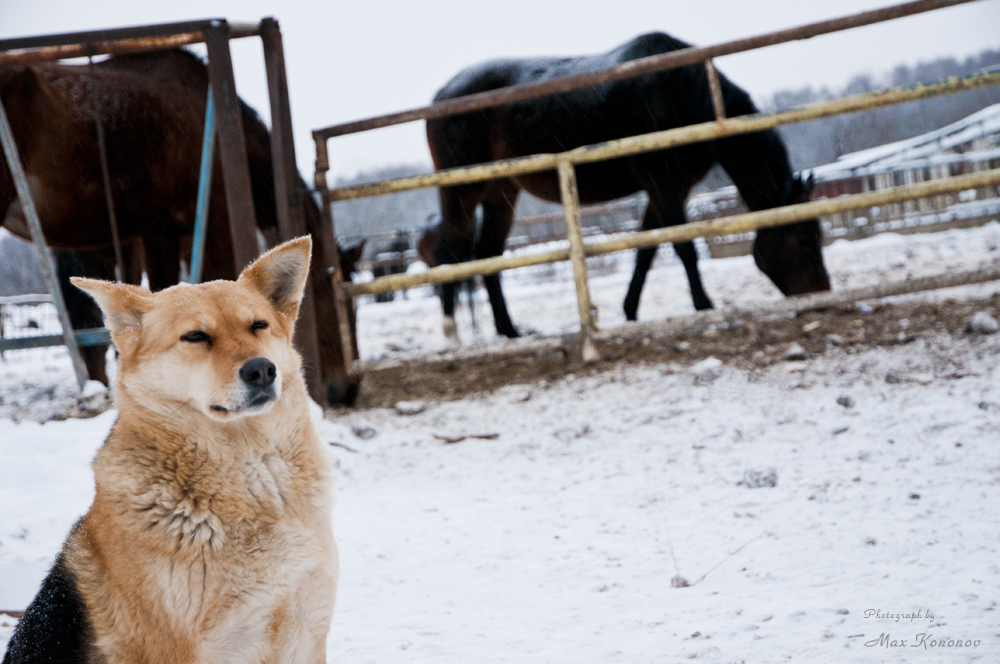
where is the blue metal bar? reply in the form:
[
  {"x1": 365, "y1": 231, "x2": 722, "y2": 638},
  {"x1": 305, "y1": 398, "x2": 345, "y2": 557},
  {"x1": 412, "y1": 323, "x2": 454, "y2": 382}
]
[
  {"x1": 190, "y1": 90, "x2": 215, "y2": 284},
  {"x1": 0, "y1": 328, "x2": 112, "y2": 352}
]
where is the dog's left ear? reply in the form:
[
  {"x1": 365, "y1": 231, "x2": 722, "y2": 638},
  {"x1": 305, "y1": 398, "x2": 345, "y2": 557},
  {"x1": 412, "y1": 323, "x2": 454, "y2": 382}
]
[{"x1": 239, "y1": 236, "x2": 312, "y2": 319}]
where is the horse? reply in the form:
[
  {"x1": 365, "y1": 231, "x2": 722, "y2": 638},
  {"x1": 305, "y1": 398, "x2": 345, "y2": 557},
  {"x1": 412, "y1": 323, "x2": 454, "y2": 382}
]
[
  {"x1": 0, "y1": 49, "x2": 363, "y2": 405},
  {"x1": 421, "y1": 32, "x2": 831, "y2": 340},
  {"x1": 370, "y1": 230, "x2": 410, "y2": 303}
]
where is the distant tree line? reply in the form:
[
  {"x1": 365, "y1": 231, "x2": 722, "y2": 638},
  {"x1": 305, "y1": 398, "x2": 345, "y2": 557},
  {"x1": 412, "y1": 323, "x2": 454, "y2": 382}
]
[
  {"x1": 769, "y1": 47, "x2": 1000, "y2": 170},
  {"x1": 3, "y1": 48, "x2": 998, "y2": 292}
]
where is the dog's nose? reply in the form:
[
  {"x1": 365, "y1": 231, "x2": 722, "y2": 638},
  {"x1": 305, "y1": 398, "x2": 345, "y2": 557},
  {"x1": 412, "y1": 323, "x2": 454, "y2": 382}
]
[{"x1": 240, "y1": 358, "x2": 276, "y2": 387}]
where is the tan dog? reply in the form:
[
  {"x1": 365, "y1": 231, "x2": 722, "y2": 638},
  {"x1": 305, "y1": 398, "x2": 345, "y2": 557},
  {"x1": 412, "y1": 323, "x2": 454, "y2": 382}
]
[{"x1": 3, "y1": 237, "x2": 337, "y2": 664}]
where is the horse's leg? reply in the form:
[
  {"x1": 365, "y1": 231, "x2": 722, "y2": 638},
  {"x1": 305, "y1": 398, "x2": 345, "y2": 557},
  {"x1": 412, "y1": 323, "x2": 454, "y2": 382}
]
[
  {"x1": 623, "y1": 243, "x2": 657, "y2": 321},
  {"x1": 675, "y1": 239, "x2": 713, "y2": 311},
  {"x1": 144, "y1": 235, "x2": 180, "y2": 291},
  {"x1": 477, "y1": 180, "x2": 520, "y2": 338},
  {"x1": 440, "y1": 281, "x2": 460, "y2": 344},
  {"x1": 623, "y1": 196, "x2": 713, "y2": 321},
  {"x1": 437, "y1": 183, "x2": 485, "y2": 344}
]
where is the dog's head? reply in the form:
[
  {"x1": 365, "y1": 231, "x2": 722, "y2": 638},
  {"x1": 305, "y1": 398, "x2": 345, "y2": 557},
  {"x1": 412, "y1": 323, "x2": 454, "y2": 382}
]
[{"x1": 73, "y1": 237, "x2": 313, "y2": 422}]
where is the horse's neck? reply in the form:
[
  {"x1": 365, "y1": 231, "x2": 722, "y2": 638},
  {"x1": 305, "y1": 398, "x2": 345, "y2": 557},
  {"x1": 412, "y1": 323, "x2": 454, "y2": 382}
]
[{"x1": 715, "y1": 128, "x2": 794, "y2": 212}]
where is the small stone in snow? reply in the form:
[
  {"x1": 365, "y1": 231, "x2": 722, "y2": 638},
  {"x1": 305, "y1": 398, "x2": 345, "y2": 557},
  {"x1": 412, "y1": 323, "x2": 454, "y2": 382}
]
[
  {"x1": 78, "y1": 381, "x2": 112, "y2": 414},
  {"x1": 967, "y1": 311, "x2": 999, "y2": 335},
  {"x1": 351, "y1": 424, "x2": 377, "y2": 439},
  {"x1": 826, "y1": 334, "x2": 844, "y2": 346},
  {"x1": 395, "y1": 400, "x2": 426, "y2": 416},
  {"x1": 909, "y1": 493, "x2": 921, "y2": 500},
  {"x1": 742, "y1": 468, "x2": 778, "y2": 488},
  {"x1": 784, "y1": 343, "x2": 807, "y2": 361},
  {"x1": 671, "y1": 575, "x2": 691, "y2": 588},
  {"x1": 81, "y1": 380, "x2": 107, "y2": 399},
  {"x1": 690, "y1": 356, "x2": 723, "y2": 384},
  {"x1": 836, "y1": 394, "x2": 855, "y2": 409}
]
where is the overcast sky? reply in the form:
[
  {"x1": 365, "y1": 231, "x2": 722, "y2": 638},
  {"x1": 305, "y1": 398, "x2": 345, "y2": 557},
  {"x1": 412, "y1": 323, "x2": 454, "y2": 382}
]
[{"x1": 4, "y1": 0, "x2": 1000, "y2": 179}]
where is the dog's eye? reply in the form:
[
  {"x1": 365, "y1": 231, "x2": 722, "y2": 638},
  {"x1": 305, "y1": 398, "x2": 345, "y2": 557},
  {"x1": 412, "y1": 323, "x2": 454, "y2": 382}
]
[
  {"x1": 251, "y1": 320, "x2": 269, "y2": 332},
  {"x1": 180, "y1": 331, "x2": 211, "y2": 343}
]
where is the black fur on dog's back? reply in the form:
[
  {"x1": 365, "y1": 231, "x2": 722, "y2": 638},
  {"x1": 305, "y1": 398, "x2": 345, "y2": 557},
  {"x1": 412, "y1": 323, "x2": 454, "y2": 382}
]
[{"x1": 3, "y1": 544, "x2": 92, "y2": 664}]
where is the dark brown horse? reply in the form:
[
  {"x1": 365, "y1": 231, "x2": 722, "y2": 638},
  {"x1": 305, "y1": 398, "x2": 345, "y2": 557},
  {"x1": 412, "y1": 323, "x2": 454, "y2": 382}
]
[
  {"x1": 0, "y1": 49, "x2": 363, "y2": 405},
  {"x1": 422, "y1": 32, "x2": 831, "y2": 340}
]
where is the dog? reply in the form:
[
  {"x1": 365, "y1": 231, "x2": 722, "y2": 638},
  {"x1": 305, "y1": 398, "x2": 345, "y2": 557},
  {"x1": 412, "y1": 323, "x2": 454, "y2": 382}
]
[{"x1": 3, "y1": 237, "x2": 338, "y2": 664}]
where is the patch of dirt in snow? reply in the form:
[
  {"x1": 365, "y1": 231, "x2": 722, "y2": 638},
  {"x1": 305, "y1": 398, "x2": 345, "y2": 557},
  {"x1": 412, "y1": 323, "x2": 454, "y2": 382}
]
[{"x1": 354, "y1": 293, "x2": 1000, "y2": 408}]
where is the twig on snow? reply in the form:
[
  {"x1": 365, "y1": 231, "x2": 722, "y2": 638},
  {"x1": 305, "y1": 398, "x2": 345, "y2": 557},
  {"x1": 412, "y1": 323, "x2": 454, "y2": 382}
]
[
  {"x1": 433, "y1": 432, "x2": 500, "y2": 444},
  {"x1": 692, "y1": 534, "x2": 767, "y2": 586}
]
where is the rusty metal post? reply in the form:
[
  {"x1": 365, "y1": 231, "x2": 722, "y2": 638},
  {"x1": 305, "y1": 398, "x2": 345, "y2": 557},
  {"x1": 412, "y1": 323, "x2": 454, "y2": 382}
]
[
  {"x1": 0, "y1": 97, "x2": 89, "y2": 391},
  {"x1": 260, "y1": 17, "x2": 323, "y2": 402},
  {"x1": 557, "y1": 160, "x2": 599, "y2": 363},
  {"x1": 314, "y1": 137, "x2": 357, "y2": 369},
  {"x1": 704, "y1": 60, "x2": 726, "y2": 122},
  {"x1": 204, "y1": 20, "x2": 259, "y2": 273}
]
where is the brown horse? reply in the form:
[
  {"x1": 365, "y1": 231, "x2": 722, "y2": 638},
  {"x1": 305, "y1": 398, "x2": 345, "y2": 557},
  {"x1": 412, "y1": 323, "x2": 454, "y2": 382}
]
[
  {"x1": 0, "y1": 49, "x2": 363, "y2": 405},
  {"x1": 422, "y1": 32, "x2": 831, "y2": 340}
]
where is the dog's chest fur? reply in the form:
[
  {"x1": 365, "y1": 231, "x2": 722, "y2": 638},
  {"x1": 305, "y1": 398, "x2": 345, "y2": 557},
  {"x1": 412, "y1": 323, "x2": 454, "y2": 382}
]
[{"x1": 73, "y1": 417, "x2": 335, "y2": 660}]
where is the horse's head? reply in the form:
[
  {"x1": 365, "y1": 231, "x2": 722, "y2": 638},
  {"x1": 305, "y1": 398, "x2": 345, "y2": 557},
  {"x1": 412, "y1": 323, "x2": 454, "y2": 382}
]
[
  {"x1": 311, "y1": 240, "x2": 365, "y2": 407},
  {"x1": 752, "y1": 173, "x2": 831, "y2": 297},
  {"x1": 417, "y1": 213, "x2": 474, "y2": 269}
]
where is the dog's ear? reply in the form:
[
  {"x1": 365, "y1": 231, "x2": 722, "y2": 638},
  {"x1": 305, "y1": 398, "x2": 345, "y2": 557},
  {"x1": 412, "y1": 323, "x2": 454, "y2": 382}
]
[
  {"x1": 239, "y1": 236, "x2": 312, "y2": 319},
  {"x1": 71, "y1": 278, "x2": 152, "y2": 334}
]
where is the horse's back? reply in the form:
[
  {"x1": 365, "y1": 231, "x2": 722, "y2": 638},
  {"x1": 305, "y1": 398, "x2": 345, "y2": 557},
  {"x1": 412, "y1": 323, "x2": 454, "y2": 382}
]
[
  {"x1": 428, "y1": 32, "x2": 719, "y2": 200},
  {"x1": 433, "y1": 32, "x2": 692, "y2": 100}
]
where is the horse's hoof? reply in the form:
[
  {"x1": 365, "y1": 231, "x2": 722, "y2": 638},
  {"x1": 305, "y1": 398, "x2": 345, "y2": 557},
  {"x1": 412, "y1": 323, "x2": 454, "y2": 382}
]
[
  {"x1": 442, "y1": 317, "x2": 461, "y2": 345},
  {"x1": 694, "y1": 300, "x2": 714, "y2": 311}
]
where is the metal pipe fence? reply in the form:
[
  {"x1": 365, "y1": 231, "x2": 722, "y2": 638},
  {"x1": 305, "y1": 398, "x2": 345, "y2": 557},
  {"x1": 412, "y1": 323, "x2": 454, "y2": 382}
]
[
  {"x1": 314, "y1": 3, "x2": 1000, "y2": 364},
  {"x1": 317, "y1": 68, "x2": 1000, "y2": 359}
]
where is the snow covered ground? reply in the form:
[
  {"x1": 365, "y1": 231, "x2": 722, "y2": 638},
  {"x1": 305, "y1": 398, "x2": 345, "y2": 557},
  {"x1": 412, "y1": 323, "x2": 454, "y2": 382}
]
[{"x1": 2, "y1": 224, "x2": 1000, "y2": 661}]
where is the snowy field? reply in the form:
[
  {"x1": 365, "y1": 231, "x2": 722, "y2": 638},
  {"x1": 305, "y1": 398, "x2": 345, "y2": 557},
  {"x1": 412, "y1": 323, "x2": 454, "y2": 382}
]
[{"x1": 2, "y1": 223, "x2": 1000, "y2": 662}]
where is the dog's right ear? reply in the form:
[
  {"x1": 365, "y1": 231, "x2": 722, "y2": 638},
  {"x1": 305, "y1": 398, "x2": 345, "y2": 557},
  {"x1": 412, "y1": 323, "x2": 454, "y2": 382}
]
[{"x1": 70, "y1": 278, "x2": 152, "y2": 334}]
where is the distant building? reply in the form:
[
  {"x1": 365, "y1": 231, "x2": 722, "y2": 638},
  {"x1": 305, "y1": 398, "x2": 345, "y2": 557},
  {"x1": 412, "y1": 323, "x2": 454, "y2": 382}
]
[{"x1": 695, "y1": 103, "x2": 1000, "y2": 257}]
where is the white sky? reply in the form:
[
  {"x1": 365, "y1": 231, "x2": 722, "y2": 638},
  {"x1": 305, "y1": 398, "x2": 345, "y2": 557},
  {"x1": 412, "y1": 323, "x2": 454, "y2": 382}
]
[{"x1": 4, "y1": 0, "x2": 1000, "y2": 179}]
